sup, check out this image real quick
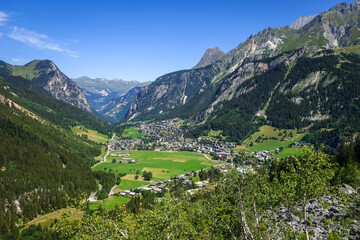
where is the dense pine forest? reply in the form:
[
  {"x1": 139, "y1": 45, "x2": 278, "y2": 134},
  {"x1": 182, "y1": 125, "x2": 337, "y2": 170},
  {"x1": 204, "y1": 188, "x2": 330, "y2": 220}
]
[
  {"x1": 0, "y1": 79, "x2": 106, "y2": 237},
  {"x1": 183, "y1": 52, "x2": 360, "y2": 151}
]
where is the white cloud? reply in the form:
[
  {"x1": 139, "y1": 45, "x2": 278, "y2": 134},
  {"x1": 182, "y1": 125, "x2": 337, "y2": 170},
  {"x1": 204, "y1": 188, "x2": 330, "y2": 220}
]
[
  {"x1": 0, "y1": 12, "x2": 9, "y2": 26},
  {"x1": 8, "y1": 27, "x2": 78, "y2": 58}
]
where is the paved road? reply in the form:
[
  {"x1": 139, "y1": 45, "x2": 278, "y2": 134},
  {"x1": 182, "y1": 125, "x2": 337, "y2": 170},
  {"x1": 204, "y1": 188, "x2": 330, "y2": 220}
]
[
  {"x1": 88, "y1": 184, "x2": 102, "y2": 202},
  {"x1": 108, "y1": 184, "x2": 118, "y2": 197},
  {"x1": 91, "y1": 134, "x2": 115, "y2": 169}
]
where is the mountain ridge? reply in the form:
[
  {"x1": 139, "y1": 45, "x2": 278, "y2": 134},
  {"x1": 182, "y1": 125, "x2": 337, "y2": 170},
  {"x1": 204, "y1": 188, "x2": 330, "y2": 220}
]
[
  {"x1": 0, "y1": 59, "x2": 92, "y2": 112},
  {"x1": 193, "y1": 47, "x2": 225, "y2": 69},
  {"x1": 125, "y1": 0, "x2": 360, "y2": 148},
  {"x1": 73, "y1": 76, "x2": 143, "y2": 113}
]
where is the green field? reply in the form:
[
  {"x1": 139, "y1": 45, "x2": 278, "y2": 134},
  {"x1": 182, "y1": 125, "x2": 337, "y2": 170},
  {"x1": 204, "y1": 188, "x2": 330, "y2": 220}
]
[
  {"x1": 23, "y1": 208, "x2": 83, "y2": 230},
  {"x1": 275, "y1": 147, "x2": 310, "y2": 158},
  {"x1": 123, "y1": 127, "x2": 146, "y2": 139},
  {"x1": 240, "y1": 125, "x2": 306, "y2": 156},
  {"x1": 93, "y1": 151, "x2": 218, "y2": 180},
  {"x1": 117, "y1": 179, "x2": 149, "y2": 190},
  {"x1": 71, "y1": 125, "x2": 108, "y2": 144},
  {"x1": 89, "y1": 196, "x2": 130, "y2": 210}
]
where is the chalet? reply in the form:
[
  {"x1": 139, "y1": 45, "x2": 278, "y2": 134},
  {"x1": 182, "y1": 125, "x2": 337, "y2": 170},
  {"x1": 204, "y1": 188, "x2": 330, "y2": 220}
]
[
  {"x1": 184, "y1": 172, "x2": 194, "y2": 177},
  {"x1": 152, "y1": 187, "x2": 162, "y2": 192},
  {"x1": 120, "y1": 192, "x2": 127, "y2": 196},
  {"x1": 158, "y1": 184, "x2": 166, "y2": 189},
  {"x1": 183, "y1": 179, "x2": 191, "y2": 185},
  {"x1": 149, "y1": 182, "x2": 157, "y2": 187},
  {"x1": 155, "y1": 146, "x2": 164, "y2": 151},
  {"x1": 129, "y1": 192, "x2": 136, "y2": 196}
]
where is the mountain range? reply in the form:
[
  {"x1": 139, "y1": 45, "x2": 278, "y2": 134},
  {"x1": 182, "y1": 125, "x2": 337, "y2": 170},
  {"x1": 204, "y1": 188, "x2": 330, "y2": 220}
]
[
  {"x1": 125, "y1": 0, "x2": 360, "y2": 147},
  {"x1": 72, "y1": 76, "x2": 143, "y2": 112}
]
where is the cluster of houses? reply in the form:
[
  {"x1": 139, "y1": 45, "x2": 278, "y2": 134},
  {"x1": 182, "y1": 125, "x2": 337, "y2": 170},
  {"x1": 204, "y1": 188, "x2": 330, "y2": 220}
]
[
  {"x1": 250, "y1": 150, "x2": 272, "y2": 162},
  {"x1": 292, "y1": 141, "x2": 306, "y2": 147},
  {"x1": 109, "y1": 139, "x2": 142, "y2": 151},
  {"x1": 119, "y1": 190, "x2": 140, "y2": 197},
  {"x1": 110, "y1": 152, "x2": 129, "y2": 157},
  {"x1": 109, "y1": 119, "x2": 236, "y2": 161}
]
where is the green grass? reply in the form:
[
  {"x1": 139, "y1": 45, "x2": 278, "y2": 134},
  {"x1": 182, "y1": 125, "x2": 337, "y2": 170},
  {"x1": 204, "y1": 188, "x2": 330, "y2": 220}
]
[
  {"x1": 276, "y1": 147, "x2": 310, "y2": 158},
  {"x1": 241, "y1": 125, "x2": 306, "y2": 153},
  {"x1": 71, "y1": 125, "x2": 108, "y2": 144},
  {"x1": 123, "y1": 127, "x2": 146, "y2": 139},
  {"x1": 22, "y1": 208, "x2": 83, "y2": 230},
  {"x1": 334, "y1": 44, "x2": 360, "y2": 54},
  {"x1": 117, "y1": 179, "x2": 149, "y2": 190},
  {"x1": 93, "y1": 151, "x2": 218, "y2": 180},
  {"x1": 9, "y1": 60, "x2": 41, "y2": 80},
  {"x1": 200, "y1": 129, "x2": 225, "y2": 140},
  {"x1": 89, "y1": 196, "x2": 130, "y2": 210}
]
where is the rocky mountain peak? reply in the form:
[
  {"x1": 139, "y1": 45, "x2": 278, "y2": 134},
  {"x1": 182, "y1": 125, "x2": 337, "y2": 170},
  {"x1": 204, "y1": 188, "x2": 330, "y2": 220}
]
[
  {"x1": 193, "y1": 47, "x2": 225, "y2": 69},
  {"x1": 290, "y1": 15, "x2": 318, "y2": 29},
  {"x1": 2, "y1": 59, "x2": 92, "y2": 112},
  {"x1": 32, "y1": 60, "x2": 92, "y2": 112}
]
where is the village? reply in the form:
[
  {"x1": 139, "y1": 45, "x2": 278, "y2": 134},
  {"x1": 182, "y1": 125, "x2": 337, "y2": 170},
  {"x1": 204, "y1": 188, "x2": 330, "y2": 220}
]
[
  {"x1": 113, "y1": 164, "x2": 231, "y2": 197},
  {"x1": 108, "y1": 118, "x2": 234, "y2": 161}
]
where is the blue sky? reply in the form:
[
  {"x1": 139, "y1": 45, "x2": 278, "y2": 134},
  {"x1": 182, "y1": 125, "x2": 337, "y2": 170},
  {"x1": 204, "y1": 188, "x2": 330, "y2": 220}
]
[{"x1": 0, "y1": 0, "x2": 352, "y2": 82}]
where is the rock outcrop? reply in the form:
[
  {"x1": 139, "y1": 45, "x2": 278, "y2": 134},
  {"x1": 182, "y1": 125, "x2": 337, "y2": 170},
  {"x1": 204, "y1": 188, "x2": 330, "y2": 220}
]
[
  {"x1": 290, "y1": 15, "x2": 317, "y2": 29},
  {"x1": 193, "y1": 47, "x2": 225, "y2": 69},
  {"x1": 0, "y1": 60, "x2": 92, "y2": 112}
]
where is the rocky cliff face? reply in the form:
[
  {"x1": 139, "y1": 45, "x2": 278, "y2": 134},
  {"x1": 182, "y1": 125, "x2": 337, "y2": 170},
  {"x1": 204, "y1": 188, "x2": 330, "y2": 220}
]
[
  {"x1": 0, "y1": 60, "x2": 92, "y2": 112},
  {"x1": 126, "y1": 0, "x2": 360, "y2": 122},
  {"x1": 193, "y1": 47, "x2": 225, "y2": 69},
  {"x1": 290, "y1": 15, "x2": 318, "y2": 29},
  {"x1": 99, "y1": 86, "x2": 142, "y2": 121},
  {"x1": 33, "y1": 61, "x2": 92, "y2": 112}
]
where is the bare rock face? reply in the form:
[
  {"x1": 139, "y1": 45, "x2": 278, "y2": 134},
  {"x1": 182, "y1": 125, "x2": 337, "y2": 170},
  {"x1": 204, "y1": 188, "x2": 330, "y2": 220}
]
[
  {"x1": 31, "y1": 60, "x2": 92, "y2": 112},
  {"x1": 193, "y1": 47, "x2": 225, "y2": 69},
  {"x1": 290, "y1": 15, "x2": 318, "y2": 29}
]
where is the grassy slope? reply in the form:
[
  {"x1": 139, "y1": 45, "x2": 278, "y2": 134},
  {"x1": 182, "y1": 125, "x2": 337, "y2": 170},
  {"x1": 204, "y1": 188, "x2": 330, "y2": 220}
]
[
  {"x1": 89, "y1": 196, "x2": 130, "y2": 210},
  {"x1": 240, "y1": 125, "x2": 306, "y2": 157},
  {"x1": 92, "y1": 151, "x2": 218, "y2": 180},
  {"x1": 71, "y1": 125, "x2": 108, "y2": 144},
  {"x1": 23, "y1": 208, "x2": 83, "y2": 230},
  {"x1": 117, "y1": 179, "x2": 149, "y2": 191},
  {"x1": 123, "y1": 127, "x2": 146, "y2": 139},
  {"x1": 9, "y1": 60, "x2": 41, "y2": 80},
  {"x1": 334, "y1": 44, "x2": 360, "y2": 54}
]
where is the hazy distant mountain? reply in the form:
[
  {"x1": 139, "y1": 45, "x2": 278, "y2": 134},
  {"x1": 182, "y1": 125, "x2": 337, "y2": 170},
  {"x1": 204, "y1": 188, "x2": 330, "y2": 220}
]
[
  {"x1": 73, "y1": 76, "x2": 142, "y2": 111},
  {"x1": 0, "y1": 60, "x2": 92, "y2": 112},
  {"x1": 193, "y1": 47, "x2": 225, "y2": 69},
  {"x1": 99, "y1": 86, "x2": 142, "y2": 122}
]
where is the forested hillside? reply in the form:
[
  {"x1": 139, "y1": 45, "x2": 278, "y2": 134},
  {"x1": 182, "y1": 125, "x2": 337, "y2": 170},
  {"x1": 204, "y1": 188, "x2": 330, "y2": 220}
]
[
  {"x1": 0, "y1": 79, "x2": 106, "y2": 237},
  {"x1": 185, "y1": 51, "x2": 360, "y2": 150},
  {"x1": 0, "y1": 74, "x2": 111, "y2": 135}
]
